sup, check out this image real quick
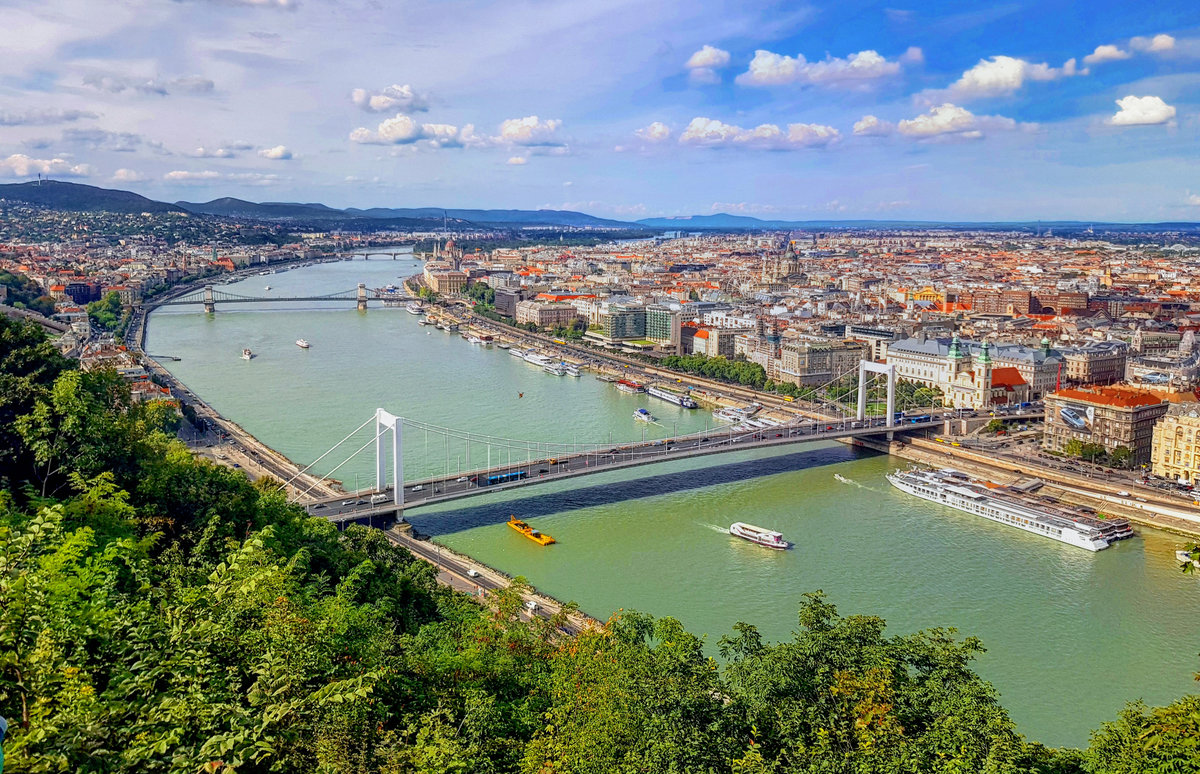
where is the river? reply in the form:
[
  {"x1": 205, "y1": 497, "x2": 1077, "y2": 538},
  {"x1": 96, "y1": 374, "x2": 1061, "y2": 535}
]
[{"x1": 147, "y1": 254, "x2": 1200, "y2": 748}]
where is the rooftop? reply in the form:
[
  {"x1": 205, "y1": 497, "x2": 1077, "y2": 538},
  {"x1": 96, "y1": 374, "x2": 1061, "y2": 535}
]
[{"x1": 1050, "y1": 385, "x2": 1168, "y2": 409}]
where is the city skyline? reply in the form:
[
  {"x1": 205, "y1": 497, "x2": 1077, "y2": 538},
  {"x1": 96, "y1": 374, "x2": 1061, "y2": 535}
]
[{"x1": 1, "y1": 0, "x2": 1197, "y2": 221}]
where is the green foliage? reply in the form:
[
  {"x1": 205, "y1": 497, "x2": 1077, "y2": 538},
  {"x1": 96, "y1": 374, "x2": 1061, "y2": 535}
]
[
  {"x1": 1085, "y1": 696, "x2": 1200, "y2": 773},
  {"x1": 0, "y1": 315, "x2": 73, "y2": 492},
  {"x1": 986, "y1": 418, "x2": 1008, "y2": 433},
  {"x1": 0, "y1": 270, "x2": 58, "y2": 316},
  {"x1": 464, "y1": 282, "x2": 496, "y2": 307},
  {"x1": 662, "y1": 353, "x2": 768, "y2": 388},
  {"x1": 86, "y1": 290, "x2": 126, "y2": 333}
]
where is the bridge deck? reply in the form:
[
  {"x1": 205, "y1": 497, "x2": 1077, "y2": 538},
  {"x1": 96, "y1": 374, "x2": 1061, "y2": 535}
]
[{"x1": 311, "y1": 416, "x2": 935, "y2": 523}]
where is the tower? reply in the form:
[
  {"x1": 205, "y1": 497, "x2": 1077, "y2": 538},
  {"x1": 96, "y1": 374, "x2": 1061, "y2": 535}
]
[{"x1": 975, "y1": 340, "x2": 993, "y2": 408}]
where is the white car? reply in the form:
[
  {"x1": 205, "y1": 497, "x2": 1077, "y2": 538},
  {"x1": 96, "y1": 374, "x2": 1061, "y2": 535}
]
[
  {"x1": 456, "y1": 476, "x2": 469, "y2": 482},
  {"x1": 411, "y1": 484, "x2": 424, "y2": 492},
  {"x1": 467, "y1": 568, "x2": 480, "y2": 578}
]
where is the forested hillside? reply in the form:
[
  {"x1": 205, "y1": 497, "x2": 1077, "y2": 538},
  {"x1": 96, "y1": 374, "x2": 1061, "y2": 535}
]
[{"x1": 0, "y1": 315, "x2": 1196, "y2": 773}]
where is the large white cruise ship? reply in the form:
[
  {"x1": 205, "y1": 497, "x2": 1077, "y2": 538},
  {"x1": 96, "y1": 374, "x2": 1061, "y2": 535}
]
[{"x1": 887, "y1": 468, "x2": 1134, "y2": 552}]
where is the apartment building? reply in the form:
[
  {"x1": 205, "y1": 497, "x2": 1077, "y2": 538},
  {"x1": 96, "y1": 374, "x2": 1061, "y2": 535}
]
[
  {"x1": 1152, "y1": 402, "x2": 1200, "y2": 485},
  {"x1": 1043, "y1": 386, "x2": 1169, "y2": 465}
]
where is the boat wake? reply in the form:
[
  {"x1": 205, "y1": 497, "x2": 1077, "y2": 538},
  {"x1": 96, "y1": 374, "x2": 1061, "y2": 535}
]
[
  {"x1": 699, "y1": 522, "x2": 730, "y2": 534},
  {"x1": 834, "y1": 473, "x2": 878, "y2": 492}
]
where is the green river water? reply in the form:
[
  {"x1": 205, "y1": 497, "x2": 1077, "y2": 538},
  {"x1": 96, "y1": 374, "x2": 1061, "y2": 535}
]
[{"x1": 146, "y1": 254, "x2": 1200, "y2": 747}]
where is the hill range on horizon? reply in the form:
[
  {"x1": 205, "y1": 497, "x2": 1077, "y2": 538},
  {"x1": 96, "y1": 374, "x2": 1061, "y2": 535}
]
[{"x1": 1, "y1": 180, "x2": 1198, "y2": 233}]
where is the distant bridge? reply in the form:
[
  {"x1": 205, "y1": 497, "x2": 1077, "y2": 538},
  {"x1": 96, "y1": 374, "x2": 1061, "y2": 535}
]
[{"x1": 157, "y1": 283, "x2": 404, "y2": 312}]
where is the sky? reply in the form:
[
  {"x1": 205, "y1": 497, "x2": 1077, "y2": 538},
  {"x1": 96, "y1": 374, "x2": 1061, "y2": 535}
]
[{"x1": 0, "y1": 0, "x2": 1197, "y2": 222}]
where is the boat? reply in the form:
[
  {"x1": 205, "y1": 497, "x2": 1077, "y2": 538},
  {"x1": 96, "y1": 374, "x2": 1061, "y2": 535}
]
[
  {"x1": 508, "y1": 516, "x2": 555, "y2": 545},
  {"x1": 523, "y1": 351, "x2": 553, "y2": 368},
  {"x1": 544, "y1": 362, "x2": 567, "y2": 376},
  {"x1": 406, "y1": 302, "x2": 424, "y2": 315},
  {"x1": 564, "y1": 364, "x2": 582, "y2": 377},
  {"x1": 509, "y1": 347, "x2": 528, "y2": 358},
  {"x1": 241, "y1": 348, "x2": 254, "y2": 360},
  {"x1": 713, "y1": 407, "x2": 745, "y2": 423},
  {"x1": 295, "y1": 338, "x2": 310, "y2": 349},
  {"x1": 498, "y1": 343, "x2": 511, "y2": 350},
  {"x1": 1177, "y1": 549, "x2": 1200, "y2": 570},
  {"x1": 729, "y1": 522, "x2": 790, "y2": 549},
  {"x1": 647, "y1": 385, "x2": 698, "y2": 408},
  {"x1": 615, "y1": 378, "x2": 645, "y2": 394},
  {"x1": 633, "y1": 408, "x2": 655, "y2": 422},
  {"x1": 467, "y1": 335, "x2": 484, "y2": 345},
  {"x1": 264, "y1": 285, "x2": 272, "y2": 291},
  {"x1": 887, "y1": 468, "x2": 1135, "y2": 551}
]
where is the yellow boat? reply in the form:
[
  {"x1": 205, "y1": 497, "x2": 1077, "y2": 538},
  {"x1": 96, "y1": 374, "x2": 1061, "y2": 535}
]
[{"x1": 508, "y1": 516, "x2": 555, "y2": 545}]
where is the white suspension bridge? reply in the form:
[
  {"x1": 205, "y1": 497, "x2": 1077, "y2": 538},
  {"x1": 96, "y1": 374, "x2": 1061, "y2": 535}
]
[{"x1": 279, "y1": 362, "x2": 956, "y2": 527}]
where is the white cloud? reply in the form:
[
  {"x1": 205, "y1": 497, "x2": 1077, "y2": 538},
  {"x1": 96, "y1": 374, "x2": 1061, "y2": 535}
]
[
  {"x1": 165, "y1": 170, "x2": 221, "y2": 181},
  {"x1": 1083, "y1": 44, "x2": 1131, "y2": 66},
  {"x1": 498, "y1": 115, "x2": 565, "y2": 146},
  {"x1": 188, "y1": 146, "x2": 236, "y2": 158},
  {"x1": 61, "y1": 129, "x2": 146, "y2": 152},
  {"x1": 0, "y1": 108, "x2": 98, "y2": 126},
  {"x1": 686, "y1": 45, "x2": 731, "y2": 69},
  {"x1": 853, "y1": 115, "x2": 893, "y2": 136},
  {"x1": 258, "y1": 144, "x2": 292, "y2": 159},
  {"x1": 350, "y1": 84, "x2": 429, "y2": 114},
  {"x1": 1187, "y1": 194, "x2": 1200, "y2": 206},
  {"x1": 82, "y1": 73, "x2": 214, "y2": 96},
  {"x1": 506, "y1": 156, "x2": 527, "y2": 165},
  {"x1": 164, "y1": 169, "x2": 282, "y2": 185},
  {"x1": 0, "y1": 154, "x2": 91, "y2": 178},
  {"x1": 1131, "y1": 33, "x2": 1175, "y2": 53},
  {"x1": 635, "y1": 121, "x2": 672, "y2": 142},
  {"x1": 736, "y1": 48, "x2": 906, "y2": 86},
  {"x1": 679, "y1": 117, "x2": 839, "y2": 149},
  {"x1": 710, "y1": 201, "x2": 781, "y2": 215},
  {"x1": 349, "y1": 114, "x2": 483, "y2": 147},
  {"x1": 686, "y1": 45, "x2": 730, "y2": 84},
  {"x1": 897, "y1": 103, "x2": 1022, "y2": 139},
  {"x1": 111, "y1": 168, "x2": 146, "y2": 183},
  {"x1": 1108, "y1": 95, "x2": 1176, "y2": 126},
  {"x1": 899, "y1": 46, "x2": 924, "y2": 64},
  {"x1": 940, "y1": 55, "x2": 1081, "y2": 100}
]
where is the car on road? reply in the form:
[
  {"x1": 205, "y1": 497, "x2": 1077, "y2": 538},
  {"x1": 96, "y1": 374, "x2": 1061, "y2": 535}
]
[
  {"x1": 340, "y1": 500, "x2": 355, "y2": 506},
  {"x1": 467, "y1": 568, "x2": 480, "y2": 578},
  {"x1": 411, "y1": 485, "x2": 424, "y2": 492},
  {"x1": 370, "y1": 493, "x2": 389, "y2": 504},
  {"x1": 456, "y1": 476, "x2": 469, "y2": 482},
  {"x1": 312, "y1": 503, "x2": 326, "y2": 510}
]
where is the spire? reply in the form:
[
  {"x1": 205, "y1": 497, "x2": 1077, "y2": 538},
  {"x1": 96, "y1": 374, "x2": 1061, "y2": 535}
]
[
  {"x1": 948, "y1": 334, "x2": 964, "y2": 360},
  {"x1": 977, "y1": 340, "x2": 993, "y2": 365},
  {"x1": 1041, "y1": 335, "x2": 1051, "y2": 355}
]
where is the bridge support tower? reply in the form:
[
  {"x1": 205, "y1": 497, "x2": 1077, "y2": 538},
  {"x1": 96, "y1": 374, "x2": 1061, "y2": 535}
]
[
  {"x1": 203, "y1": 285, "x2": 215, "y2": 314},
  {"x1": 856, "y1": 360, "x2": 897, "y2": 428},
  {"x1": 375, "y1": 408, "x2": 403, "y2": 508},
  {"x1": 357, "y1": 283, "x2": 368, "y2": 311}
]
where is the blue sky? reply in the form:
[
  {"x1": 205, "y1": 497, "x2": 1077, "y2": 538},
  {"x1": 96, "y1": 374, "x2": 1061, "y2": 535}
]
[{"x1": 0, "y1": 0, "x2": 1197, "y2": 221}]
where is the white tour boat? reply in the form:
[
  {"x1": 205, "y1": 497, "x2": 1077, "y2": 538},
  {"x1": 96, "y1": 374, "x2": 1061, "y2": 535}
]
[
  {"x1": 729, "y1": 522, "x2": 790, "y2": 549},
  {"x1": 887, "y1": 468, "x2": 1134, "y2": 551},
  {"x1": 296, "y1": 338, "x2": 310, "y2": 349}
]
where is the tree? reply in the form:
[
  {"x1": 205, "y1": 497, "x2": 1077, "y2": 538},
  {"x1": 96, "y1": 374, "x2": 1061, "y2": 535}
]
[
  {"x1": 1064, "y1": 439, "x2": 1085, "y2": 458},
  {"x1": 0, "y1": 316, "x2": 73, "y2": 493},
  {"x1": 1108, "y1": 446, "x2": 1133, "y2": 469}
]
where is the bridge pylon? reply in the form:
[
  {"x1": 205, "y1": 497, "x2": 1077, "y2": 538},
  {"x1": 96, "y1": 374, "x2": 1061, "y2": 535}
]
[
  {"x1": 376, "y1": 409, "x2": 403, "y2": 507},
  {"x1": 203, "y1": 285, "x2": 215, "y2": 314},
  {"x1": 357, "y1": 283, "x2": 368, "y2": 311},
  {"x1": 856, "y1": 360, "x2": 897, "y2": 427}
]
